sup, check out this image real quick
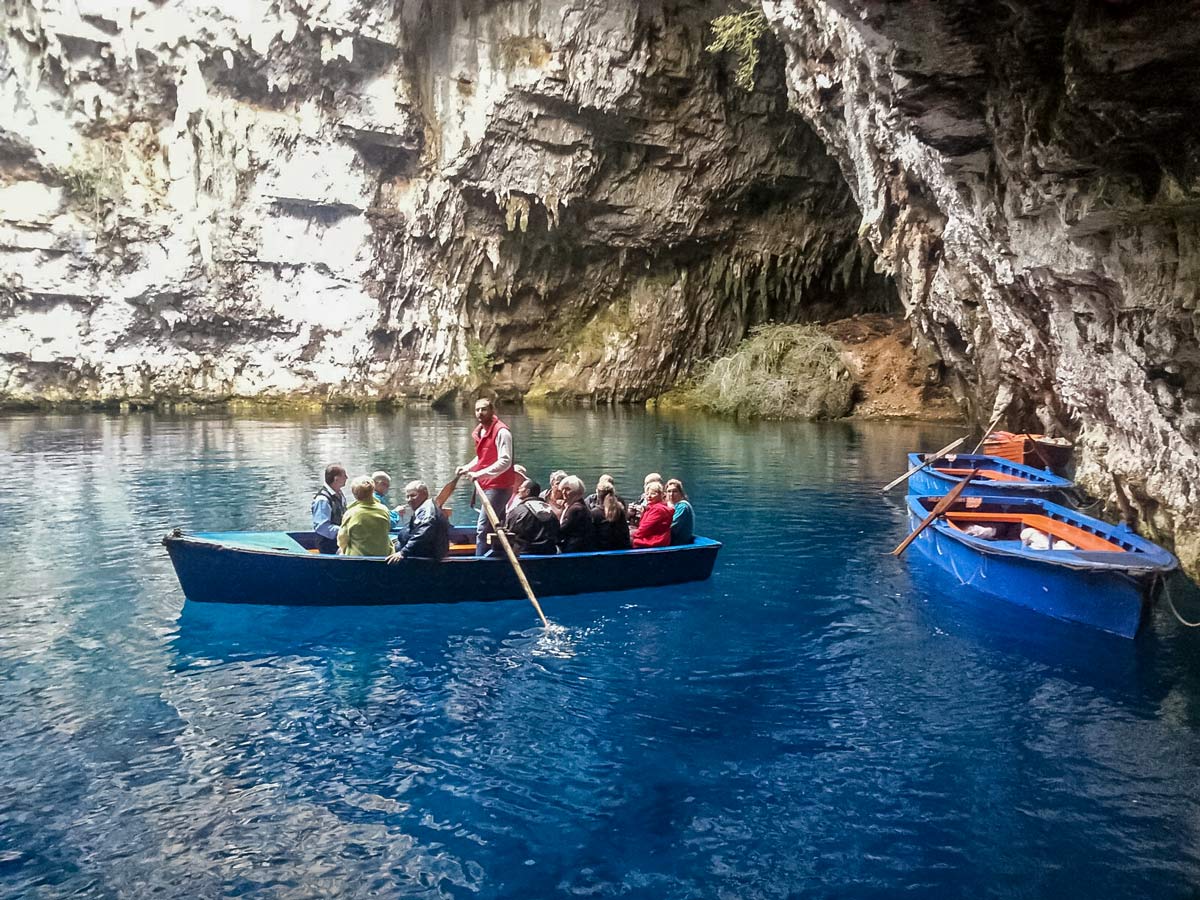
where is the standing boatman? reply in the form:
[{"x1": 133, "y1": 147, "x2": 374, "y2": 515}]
[{"x1": 456, "y1": 397, "x2": 517, "y2": 556}]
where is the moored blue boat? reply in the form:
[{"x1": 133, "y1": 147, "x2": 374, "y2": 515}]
[
  {"x1": 903, "y1": 494, "x2": 1177, "y2": 638},
  {"x1": 906, "y1": 452, "x2": 1074, "y2": 498},
  {"x1": 163, "y1": 526, "x2": 721, "y2": 606}
]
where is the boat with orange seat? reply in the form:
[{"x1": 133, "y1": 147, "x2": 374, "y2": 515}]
[
  {"x1": 903, "y1": 494, "x2": 1177, "y2": 637},
  {"x1": 906, "y1": 452, "x2": 1074, "y2": 499}
]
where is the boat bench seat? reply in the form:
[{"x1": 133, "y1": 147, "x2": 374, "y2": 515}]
[
  {"x1": 935, "y1": 467, "x2": 1028, "y2": 483},
  {"x1": 945, "y1": 512, "x2": 1124, "y2": 552}
]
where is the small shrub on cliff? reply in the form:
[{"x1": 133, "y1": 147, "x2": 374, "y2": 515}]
[
  {"x1": 706, "y1": 9, "x2": 768, "y2": 91},
  {"x1": 685, "y1": 324, "x2": 856, "y2": 420},
  {"x1": 60, "y1": 144, "x2": 124, "y2": 222},
  {"x1": 466, "y1": 338, "x2": 495, "y2": 383}
]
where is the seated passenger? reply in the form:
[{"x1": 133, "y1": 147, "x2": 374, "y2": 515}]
[
  {"x1": 337, "y1": 476, "x2": 395, "y2": 557},
  {"x1": 631, "y1": 481, "x2": 671, "y2": 548},
  {"x1": 542, "y1": 470, "x2": 568, "y2": 516},
  {"x1": 372, "y1": 470, "x2": 404, "y2": 530},
  {"x1": 557, "y1": 475, "x2": 597, "y2": 553},
  {"x1": 387, "y1": 481, "x2": 450, "y2": 561},
  {"x1": 585, "y1": 474, "x2": 624, "y2": 511},
  {"x1": 665, "y1": 478, "x2": 694, "y2": 545},
  {"x1": 312, "y1": 463, "x2": 348, "y2": 554},
  {"x1": 506, "y1": 479, "x2": 560, "y2": 555},
  {"x1": 627, "y1": 471, "x2": 663, "y2": 526},
  {"x1": 505, "y1": 465, "x2": 529, "y2": 516},
  {"x1": 591, "y1": 490, "x2": 631, "y2": 551}
]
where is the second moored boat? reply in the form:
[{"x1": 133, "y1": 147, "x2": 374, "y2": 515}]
[{"x1": 906, "y1": 452, "x2": 1074, "y2": 499}]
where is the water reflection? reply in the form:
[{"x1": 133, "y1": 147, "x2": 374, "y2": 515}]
[{"x1": 4, "y1": 408, "x2": 1200, "y2": 898}]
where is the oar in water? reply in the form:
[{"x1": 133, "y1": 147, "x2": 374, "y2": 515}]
[
  {"x1": 473, "y1": 480, "x2": 551, "y2": 628},
  {"x1": 880, "y1": 436, "x2": 966, "y2": 493},
  {"x1": 891, "y1": 467, "x2": 981, "y2": 557},
  {"x1": 971, "y1": 406, "x2": 1008, "y2": 455}
]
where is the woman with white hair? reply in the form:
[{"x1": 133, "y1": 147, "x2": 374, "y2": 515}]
[{"x1": 556, "y1": 475, "x2": 597, "y2": 553}]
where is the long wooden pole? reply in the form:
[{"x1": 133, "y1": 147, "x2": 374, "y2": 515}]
[
  {"x1": 892, "y1": 468, "x2": 981, "y2": 557},
  {"x1": 971, "y1": 406, "x2": 1008, "y2": 455},
  {"x1": 880, "y1": 436, "x2": 966, "y2": 493},
  {"x1": 474, "y1": 480, "x2": 550, "y2": 628}
]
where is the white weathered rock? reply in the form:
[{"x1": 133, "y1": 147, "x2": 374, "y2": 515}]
[{"x1": 1, "y1": 0, "x2": 886, "y2": 409}]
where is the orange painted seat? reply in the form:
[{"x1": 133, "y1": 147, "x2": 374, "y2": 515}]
[
  {"x1": 934, "y1": 467, "x2": 1029, "y2": 483},
  {"x1": 944, "y1": 512, "x2": 1124, "y2": 552}
]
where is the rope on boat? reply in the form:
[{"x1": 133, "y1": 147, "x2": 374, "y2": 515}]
[
  {"x1": 1161, "y1": 575, "x2": 1200, "y2": 628},
  {"x1": 1061, "y1": 489, "x2": 1103, "y2": 513}
]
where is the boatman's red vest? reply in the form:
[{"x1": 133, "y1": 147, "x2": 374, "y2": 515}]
[{"x1": 472, "y1": 416, "x2": 517, "y2": 490}]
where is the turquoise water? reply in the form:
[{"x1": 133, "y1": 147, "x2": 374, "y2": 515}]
[{"x1": 3, "y1": 408, "x2": 1200, "y2": 899}]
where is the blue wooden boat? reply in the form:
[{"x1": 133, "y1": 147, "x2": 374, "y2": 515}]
[
  {"x1": 162, "y1": 526, "x2": 721, "y2": 606},
  {"x1": 903, "y1": 494, "x2": 1177, "y2": 638},
  {"x1": 906, "y1": 452, "x2": 1074, "y2": 498}
]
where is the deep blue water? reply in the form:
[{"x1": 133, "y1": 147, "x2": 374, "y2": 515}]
[{"x1": 3, "y1": 408, "x2": 1200, "y2": 899}]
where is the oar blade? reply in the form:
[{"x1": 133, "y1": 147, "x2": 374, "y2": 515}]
[
  {"x1": 880, "y1": 436, "x2": 966, "y2": 493},
  {"x1": 891, "y1": 468, "x2": 980, "y2": 556}
]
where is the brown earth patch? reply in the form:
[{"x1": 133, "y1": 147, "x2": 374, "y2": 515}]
[{"x1": 824, "y1": 314, "x2": 963, "y2": 421}]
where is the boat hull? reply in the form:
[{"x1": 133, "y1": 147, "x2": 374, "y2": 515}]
[
  {"x1": 163, "y1": 531, "x2": 721, "y2": 606},
  {"x1": 903, "y1": 496, "x2": 1175, "y2": 638}
]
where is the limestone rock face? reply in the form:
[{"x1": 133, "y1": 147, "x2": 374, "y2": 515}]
[
  {"x1": 762, "y1": 0, "x2": 1200, "y2": 571},
  {"x1": 0, "y1": 0, "x2": 888, "y2": 407}
]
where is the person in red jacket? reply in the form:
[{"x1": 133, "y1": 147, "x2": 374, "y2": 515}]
[
  {"x1": 631, "y1": 481, "x2": 671, "y2": 548},
  {"x1": 456, "y1": 397, "x2": 518, "y2": 556}
]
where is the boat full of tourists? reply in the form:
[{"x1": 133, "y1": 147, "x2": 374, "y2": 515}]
[
  {"x1": 162, "y1": 525, "x2": 721, "y2": 606},
  {"x1": 906, "y1": 452, "x2": 1074, "y2": 499},
  {"x1": 903, "y1": 493, "x2": 1177, "y2": 638}
]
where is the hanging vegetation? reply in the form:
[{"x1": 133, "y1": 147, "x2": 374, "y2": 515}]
[{"x1": 705, "y1": 9, "x2": 769, "y2": 91}]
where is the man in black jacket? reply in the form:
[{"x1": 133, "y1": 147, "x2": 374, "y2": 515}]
[
  {"x1": 505, "y1": 479, "x2": 559, "y2": 555},
  {"x1": 386, "y1": 481, "x2": 450, "y2": 562}
]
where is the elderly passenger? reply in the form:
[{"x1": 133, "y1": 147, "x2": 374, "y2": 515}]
[
  {"x1": 557, "y1": 475, "x2": 597, "y2": 553},
  {"x1": 337, "y1": 476, "x2": 395, "y2": 557},
  {"x1": 372, "y1": 470, "x2": 404, "y2": 530},
  {"x1": 631, "y1": 480, "x2": 671, "y2": 548},
  {"x1": 505, "y1": 464, "x2": 530, "y2": 516},
  {"x1": 542, "y1": 470, "x2": 568, "y2": 515},
  {"x1": 627, "y1": 471, "x2": 663, "y2": 526},
  {"x1": 387, "y1": 480, "x2": 450, "y2": 561},
  {"x1": 665, "y1": 478, "x2": 694, "y2": 545}
]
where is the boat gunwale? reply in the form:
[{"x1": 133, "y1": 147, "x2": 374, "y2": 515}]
[
  {"x1": 906, "y1": 452, "x2": 1074, "y2": 489},
  {"x1": 162, "y1": 531, "x2": 723, "y2": 563},
  {"x1": 907, "y1": 494, "x2": 1177, "y2": 575}
]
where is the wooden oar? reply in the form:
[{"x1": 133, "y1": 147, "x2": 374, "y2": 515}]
[
  {"x1": 434, "y1": 474, "x2": 461, "y2": 509},
  {"x1": 971, "y1": 406, "x2": 1008, "y2": 455},
  {"x1": 892, "y1": 467, "x2": 981, "y2": 557},
  {"x1": 473, "y1": 480, "x2": 550, "y2": 628},
  {"x1": 880, "y1": 436, "x2": 966, "y2": 493}
]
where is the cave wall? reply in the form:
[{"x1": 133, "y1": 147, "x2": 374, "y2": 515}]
[
  {"x1": 761, "y1": 0, "x2": 1200, "y2": 569},
  {"x1": 0, "y1": 0, "x2": 891, "y2": 407}
]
